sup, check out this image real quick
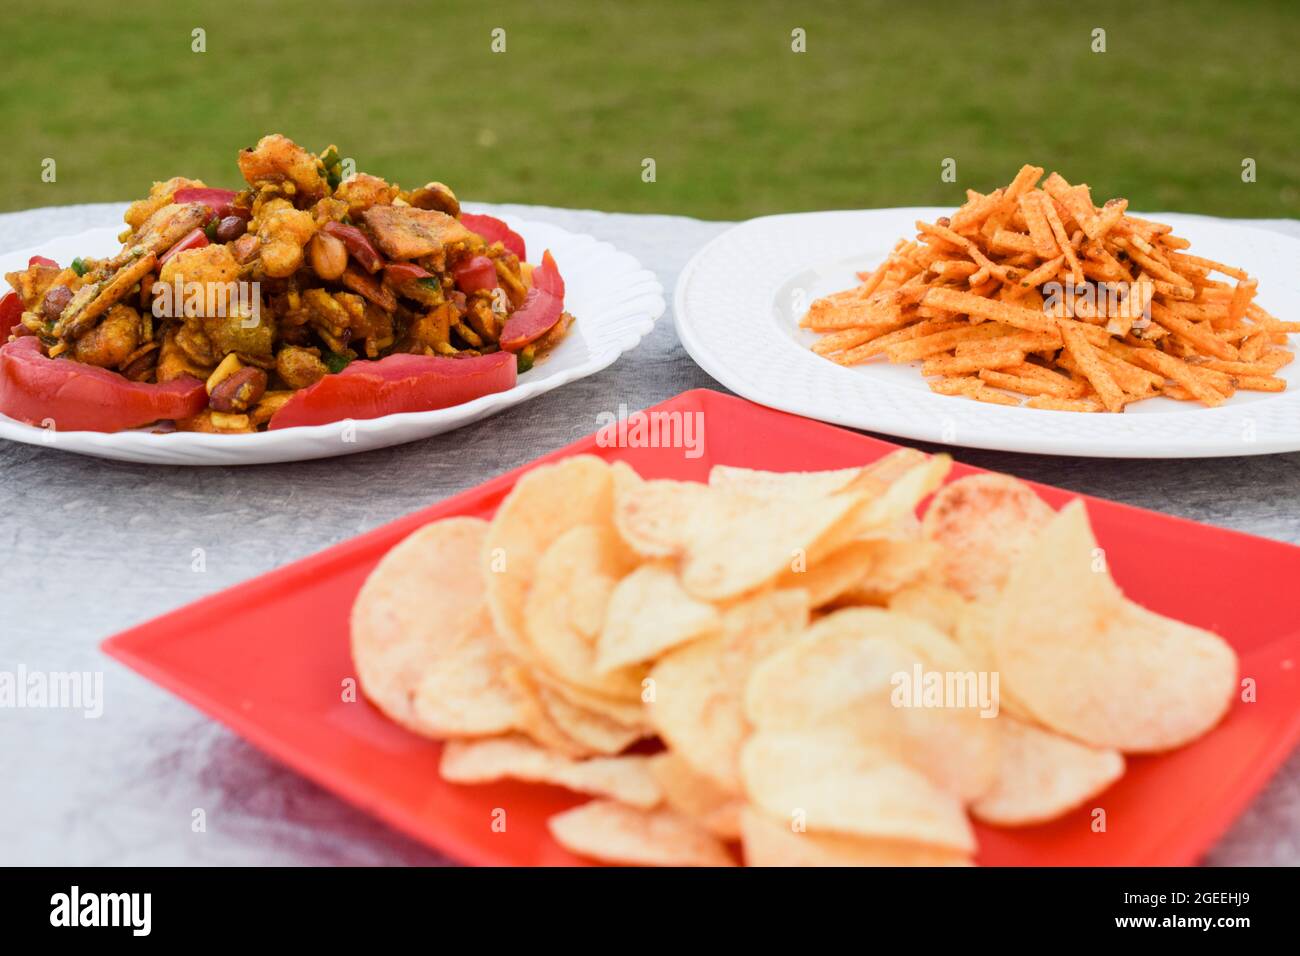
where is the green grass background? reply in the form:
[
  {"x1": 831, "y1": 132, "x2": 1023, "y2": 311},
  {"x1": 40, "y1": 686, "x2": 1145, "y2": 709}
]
[{"x1": 1, "y1": 0, "x2": 1296, "y2": 219}]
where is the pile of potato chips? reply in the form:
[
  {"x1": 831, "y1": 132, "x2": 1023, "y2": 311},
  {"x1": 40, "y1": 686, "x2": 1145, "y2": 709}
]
[{"x1": 351, "y1": 451, "x2": 1239, "y2": 865}]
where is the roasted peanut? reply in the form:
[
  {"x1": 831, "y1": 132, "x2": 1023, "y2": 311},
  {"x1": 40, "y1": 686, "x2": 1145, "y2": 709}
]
[
  {"x1": 214, "y1": 215, "x2": 247, "y2": 243},
  {"x1": 121, "y1": 348, "x2": 159, "y2": 382},
  {"x1": 41, "y1": 285, "x2": 73, "y2": 322},
  {"x1": 308, "y1": 232, "x2": 348, "y2": 281},
  {"x1": 208, "y1": 366, "x2": 268, "y2": 413}
]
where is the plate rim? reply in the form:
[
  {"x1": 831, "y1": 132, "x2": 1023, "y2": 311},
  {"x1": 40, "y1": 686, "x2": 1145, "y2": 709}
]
[{"x1": 674, "y1": 207, "x2": 1300, "y2": 458}]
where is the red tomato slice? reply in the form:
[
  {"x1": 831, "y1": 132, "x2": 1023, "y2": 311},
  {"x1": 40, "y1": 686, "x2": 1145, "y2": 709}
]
[
  {"x1": 173, "y1": 187, "x2": 240, "y2": 219},
  {"x1": 268, "y1": 351, "x2": 517, "y2": 430},
  {"x1": 28, "y1": 255, "x2": 60, "y2": 269},
  {"x1": 383, "y1": 261, "x2": 432, "y2": 283},
  {"x1": 158, "y1": 227, "x2": 210, "y2": 267},
  {"x1": 0, "y1": 337, "x2": 207, "y2": 432},
  {"x1": 452, "y1": 255, "x2": 498, "y2": 293},
  {"x1": 498, "y1": 251, "x2": 565, "y2": 352},
  {"x1": 0, "y1": 292, "x2": 23, "y2": 340},
  {"x1": 459, "y1": 213, "x2": 526, "y2": 261}
]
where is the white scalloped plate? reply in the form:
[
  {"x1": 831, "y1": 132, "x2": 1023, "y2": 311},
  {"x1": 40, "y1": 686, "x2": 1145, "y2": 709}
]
[
  {"x1": 676, "y1": 207, "x2": 1300, "y2": 458},
  {"x1": 0, "y1": 212, "x2": 663, "y2": 464}
]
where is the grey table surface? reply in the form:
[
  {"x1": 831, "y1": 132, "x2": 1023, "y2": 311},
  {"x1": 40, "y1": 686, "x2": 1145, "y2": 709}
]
[{"x1": 1, "y1": 201, "x2": 1298, "y2": 866}]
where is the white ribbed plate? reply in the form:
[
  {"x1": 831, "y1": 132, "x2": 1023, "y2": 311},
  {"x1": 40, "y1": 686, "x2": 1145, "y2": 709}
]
[
  {"x1": 676, "y1": 207, "x2": 1300, "y2": 458},
  {"x1": 0, "y1": 212, "x2": 663, "y2": 464}
]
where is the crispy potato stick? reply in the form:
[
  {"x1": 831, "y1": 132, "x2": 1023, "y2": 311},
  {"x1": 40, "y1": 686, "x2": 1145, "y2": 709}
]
[
  {"x1": 1092, "y1": 198, "x2": 1128, "y2": 239},
  {"x1": 1058, "y1": 321, "x2": 1125, "y2": 412},
  {"x1": 1149, "y1": 304, "x2": 1237, "y2": 360},
  {"x1": 923, "y1": 287, "x2": 1057, "y2": 333},
  {"x1": 1128, "y1": 348, "x2": 1225, "y2": 407},
  {"x1": 1025, "y1": 395, "x2": 1104, "y2": 412},
  {"x1": 977, "y1": 368, "x2": 1068, "y2": 397},
  {"x1": 1017, "y1": 192, "x2": 1059, "y2": 259},
  {"x1": 885, "y1": 325, "x2": 1010, "y2": 362},
  {"x1": 1171, "y1": 252, "x2": 1249, "y2": 281},
  {"x1": 1040, "y1": 195, "x2": 1083, "y2": 285},
  {"x1": 928, "y1": 376, "x2": 1021, "y2": 405},
  {"x1": 833, "y1": 319, "x2": 960, "y2": 366},
  {"x1": 1060, "y1": 185, "x2": 1102, "y2": 240},
  {"x1": 922, "y1": 350, "x2": 1026, "y2": 376},
  {"x1": 811, "y1": 325, "x2": 892, "y2": 357},
  {"x1": 1235, "y1": 375, "x2": 1286, "y2": 392},
  {"x1": 1227, "y1": 278, "x2": 1258, "y2": 326}
]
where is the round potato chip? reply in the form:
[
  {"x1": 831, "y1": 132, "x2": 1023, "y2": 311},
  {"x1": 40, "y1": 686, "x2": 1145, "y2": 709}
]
[
  {"x1": 523, "y1": 524, "x2": 644, "y2": 699},
  {"x1": 821, "y1": 454, "x2": 951, "y2": 549},
  {"x1": 708, "y1": 464, "x2": 867, "y2": 497},
  {"x1": 534, "y1": 682, "x2": 648, "y2": 755},
  {"x1": 951, "y1": 602, "x2": 1035, "y2": 722},
  {"x1": 548, "y1": 800, "x2": 736, "y2": 867},
  {"x1": 776, "y1": 540, "x2": 880, "y2": 607},
  {"x1": 611, "y1": 462, "x2": 711, "y2": 558},
  {"x1": 972, "y1": 716, "x2": 1124, "y2": 826},
  {"x1": 922, "y1": 473, "x2": 1055, "y2": 600},
  {"x1": 497, "y1": 663, "x2": 593, "y2": 758},
  {"x1": 648, "y1": 752, "x2": 743, "y2": 840},
  {"x1": 744, "y1": 607, "x2": 997, "y2": 802},
  {"x1": 484, "y1": 455, "x2": 615, "y2": 663},
  {"x1": 679, "y1": 489, "x2": 863, "y2": 601},
  {"x1": 887, "y1": 580, "x2": 969, "y2": 637},
  {"x1": 833, "y1": 539, "x2": 943, "y2": 606},
  {"x1": 595, "y1": 561, "x2": 721, "y2": 673},
  {"x1": 992, "y1": 500, "x2": 1238, "y2": 752},
  {"x1": 648, "y1": 590, "x2": 810, "y2": 792},
  {"x1": 740, "y1": 728, "x2": 976, "y2": 852},
  {"x1": 351, "y1": 518, "x2": 522, "y2": 738},
  {"x1": 440, "y1": 736, "x2": 662, "y2": 809},
  {"x1": 740, "y1": 807, "x2": 972, "y2": 866},
  {"x1": 531, "y1": 669, "x2": 651, "y2": 728}
]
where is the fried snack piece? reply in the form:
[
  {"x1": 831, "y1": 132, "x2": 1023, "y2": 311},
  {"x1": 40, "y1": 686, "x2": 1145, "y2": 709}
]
[
  {"x1": 647, "y1": 752, "x2": 743, "y2": 839},
  {"x1": 648, "y1": 590, "x2": 810, "y2": 792},
  {"x1": 440, "y1": 736, "x2": 661, "y2": 808},
  {"x1": 971, "y1": 717, "x2": 1124, "y2": 826},
  {"x1": 548, "y1": 800, "x2": 736, "y2": 867},
  {"x1": 992, "y1": 501, "x2": 1237, "y2": 752},
  {"x1": 595, "y1": 561, "x2": 721, "y2": 673},
  {"x1": 351, "y1": 518, "x2": 524, "y2": 738},
  {"x1": 740, "y1": 807, "x2": 971, "y2": 867},
  {"x1": 921, "y1": 473, "x2": 1055, "y2": 600}
]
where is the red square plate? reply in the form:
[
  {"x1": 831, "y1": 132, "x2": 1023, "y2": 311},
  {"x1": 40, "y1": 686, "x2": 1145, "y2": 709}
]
[{"x1": 103, "y1": 389, "x2": 1300, "y2": 866}]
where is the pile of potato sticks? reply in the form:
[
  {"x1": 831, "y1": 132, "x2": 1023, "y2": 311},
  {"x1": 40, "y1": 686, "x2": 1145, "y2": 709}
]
[{"x1": 804, "y1": 166, "x2": 1296, "y2": 412}]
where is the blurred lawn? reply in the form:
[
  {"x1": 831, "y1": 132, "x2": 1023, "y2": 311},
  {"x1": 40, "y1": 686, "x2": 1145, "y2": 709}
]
[{"x1": 1, "y1": 0, "x2": 1297, "y2": 219}]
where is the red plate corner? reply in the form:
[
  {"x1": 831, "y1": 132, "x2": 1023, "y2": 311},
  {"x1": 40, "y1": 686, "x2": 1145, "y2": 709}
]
[{"x1": 102, "y1": 388, "x2": 1300, "y2": 866}]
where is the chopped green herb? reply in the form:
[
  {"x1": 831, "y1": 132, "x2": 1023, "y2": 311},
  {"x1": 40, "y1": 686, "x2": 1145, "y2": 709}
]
[
  {"x1": 70, "y1": 257, "x2": 88, "y2": 277},
  {"x1": 323, "y1": 352, "x2": 352, "y2": 374},
  {"x1": 321, "y1": 146, "x2": 343, "y2": 190},
  {"x1": 204, "y1": 219, "x2": 219, "y2": 241},
  {"x1": 417, "y1": 277, "x2": 440, "y2": 292},
  {"x1": 516, "y1": 349, "x2": 534, "y2": 374}
]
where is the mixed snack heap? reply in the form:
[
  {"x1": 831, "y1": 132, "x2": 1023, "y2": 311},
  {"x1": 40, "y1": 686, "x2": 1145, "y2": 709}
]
[
  {"x1": 352, "y1": 453, "x2": 1238, "y2": 866},
  {"x1": 0, "y1": 134, "x2": 571, "y2": 433},
  {"x1": 805, "y1": 166, "x2": 1295, "y2": 411}
]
